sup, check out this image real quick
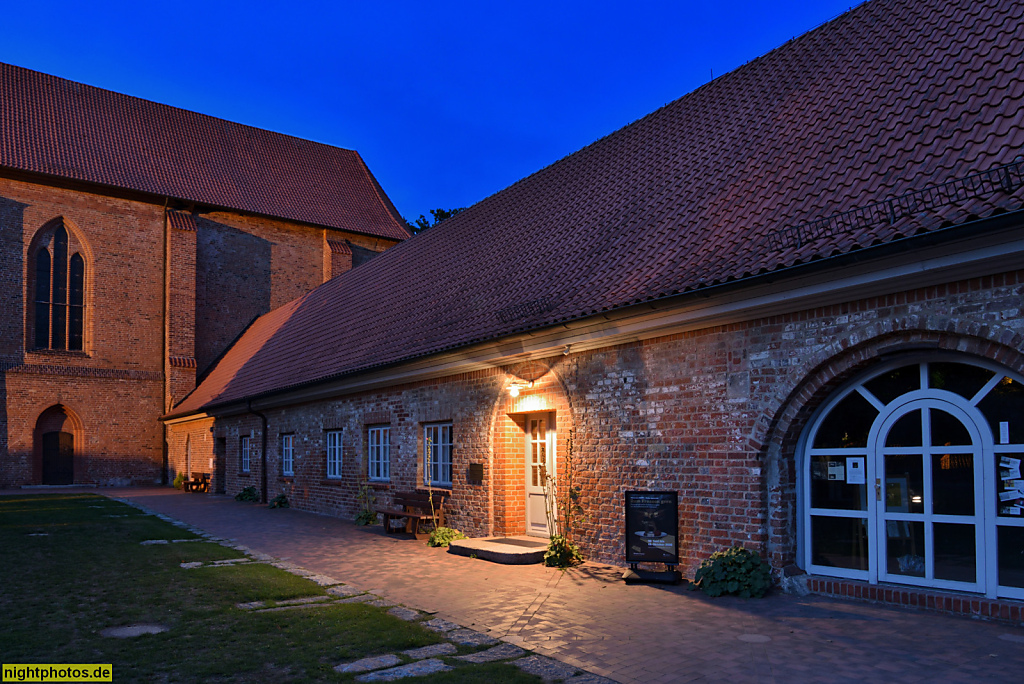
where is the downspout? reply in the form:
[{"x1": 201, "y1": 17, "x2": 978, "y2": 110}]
[
  {"x1": 161, "y1": 198, "x2": 169, "y2": 485},
  {"x1": 248, "y1": 399, "x2": 269, "y2": 503}
]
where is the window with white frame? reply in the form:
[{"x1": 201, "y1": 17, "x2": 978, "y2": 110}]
[
  {"x1": 240, "y1": 436, "x2": 250, "y2": 473},
  {"x1": 423, "y1": 423, "x2": 453, "y2": 487},
  {"x1": 281, "y1": 434, "x2": 294, "y2": 476},
  {"x1": 326, "y1": 430, "x2": 343, "y2": 479},
  {"x1": 368, "y1": 426, "x2": 390, "y2": 481}
]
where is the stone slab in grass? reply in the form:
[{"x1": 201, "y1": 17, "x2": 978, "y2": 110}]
[
  {"x1": 355, "y1": 658, "x2": 451, "y2": 681},
  {"x1": 402, "y1": 643, "x2": 457, "y2": 659},
  {"x1": 335, "y1": 654, "x2": 402, "y2": 674},
  {"x1": 446, "y1": 629, "x2": 499, "y2": 647},
  {"x1": 180, "y1": 562, "x2": 203, "y2": 569},
  {"x1": 140, "y1": 539, "x2": 169, "y2": 545},
  {"x1": 454, "y1": 643, "x2": 525, "y2": 663},
  {"x1": 237, "y1": 601, "x2": 265, "y2": 610},
  {"x1": 328, "y1": 584, "x2": 364, "y2": 597},
  {"x1": 512, "y1": 655, "x2": 580, "y2": 682},
  {"x1": 387, "y1": 607, "x2": 422, "y2": 621},
  {"x1": 422, "y1": 618, "x2": 461, "y2": 633},
  {"x1": 337, "y1": 594, "x2": 377, "y2": 604},
  {"x1": 365, "y1": 598, "x2": 396, "y2": 608},
  {"x1": 100, "y1": 624, "x2": 169, "y2": 638},
  {"x1": 306, "y1": 574, "x2": 341, "y2": 586}
]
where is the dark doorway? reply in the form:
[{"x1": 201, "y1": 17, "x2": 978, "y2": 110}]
[
  {"x1": 215, "y1": 437, "x2": 226, "y2": 494},
  {"x1": 42, "y1": 431, "x2": 73, "y2": 484}
]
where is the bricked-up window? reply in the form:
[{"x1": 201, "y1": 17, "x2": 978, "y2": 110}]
[
  {"x1": 33, "y1": 224, "x2": 85, "y2": 351},
  {"x1": 326, "y1": 430, "x2": 343, "y2": 479},
  {"x1": 281, "y1": 434, "x2": 294, "y2": 476},
  {"x1": 368, "y1": 426, "x2": 389, "y2": 481},
  {"x1": 423, "y1": 423, "x2": 453, "y2": 487},
  {"x1": 241, "y1": 436, "x2": 251, "y2": 473}
]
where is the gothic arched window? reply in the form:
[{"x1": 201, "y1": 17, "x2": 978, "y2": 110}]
[{"x1": 32, "y1": 223, "x2": 85, "y2": 351}]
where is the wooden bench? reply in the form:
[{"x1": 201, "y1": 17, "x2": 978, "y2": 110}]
[
  {"x1": 184, "y1": 472, "x2": 210, "y2": 493},
  {"x1": 374, "y1": 491, "x2": 449, "y2": 540}
]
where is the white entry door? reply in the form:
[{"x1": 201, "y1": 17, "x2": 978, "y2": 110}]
[
  {"x1": 874, "y1": 398, "x2": 986, "y2": 592},
  {"x1": 525, "y1": 413, "x2": 554, "y2": 537}
]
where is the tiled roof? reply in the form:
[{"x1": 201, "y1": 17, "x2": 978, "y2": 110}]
[
  {"x1": 171, "y1": 0, "x2": 1024, "y2": 416},
  {"x1": 0, "y1": 63, "x2": 409, "y2": 241}
]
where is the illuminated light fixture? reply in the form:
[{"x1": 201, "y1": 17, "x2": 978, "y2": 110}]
[
  {"x1": 911, "y1": 495, "x2": 923, "y2": 504},
  {"x1": 563, "y1": 345, "x2": 571, "y2": 355},
  {"x1": 508, "y1": 380, "x2": 534, "y2": 397}
]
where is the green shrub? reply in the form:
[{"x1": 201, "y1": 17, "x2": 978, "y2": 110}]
[
  {"x1": 234, "y1": 486, "x2": 258, "y2": 502},
  {"x1": 268, "y1": 493, "x2": 289, "y2": 509},
  {"x1": 172, "y1": 472, "x2": 186, "y2": 490},
  {"x1": 354, "y1": 483, "x2": 377, "y2": 525},
  {"x1": 427, "y1": 526, "x2": 466, "y2": 547},
  {"x1": 354, "y1": 510, "x2": 378, "y2": 526},
  {"x1": 691, "y1": 546, "x2": 772, "y2": 598},
  {"x1": 544, "y1": 534, "x2": 583, "y2": 568}
]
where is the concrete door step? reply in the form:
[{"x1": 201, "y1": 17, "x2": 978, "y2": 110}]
[{"x1": 447, "y1": 536, "x2": 548, "y2": 564}]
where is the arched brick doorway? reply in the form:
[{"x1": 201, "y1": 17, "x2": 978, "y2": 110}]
[{"x1": 34, "y1": 405, "x2": 83, "y2": 485}]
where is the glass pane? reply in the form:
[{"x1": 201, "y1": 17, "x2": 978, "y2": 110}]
[
  {"x1": 933, "y1": 522, "x2": 976, "y2": 583},
  {"x1": 809, "y1": 455, "x2": 867, "y2": 510},
  {"x1": 69, "y1": 305, "x2": 83, "y2": 351},
  {"x1": 998, "y1": 526, "x2": 1024, "y2": 588},
  {"x1": 811, "y1": 515, "x2": 868, "y2": 570},
  {"x1": 51, "y1": 303, "x2": 66, "y2": 350},
  {"x1": 864, "y1": 365, "x2": 920, "y2": 405},
  {"x1": 53, "y1": 227, "x2": 67, "y2": 305},
  {"x1": 886, "y1": 520, "x2": 925, "y2": 577},
  {"x1": 885, "y1": 454, "x2": 924, "y2": 513},
  {"x1": 998, "y1": 455, "x2": 1023, "y2": 517},
  {"x1": 34, "y1": 302, "x2": 49, "y2": 349},
  {"x1": 928, "y1": 362, "x2": 994, "y2": 399},
  {"x1": 978, "y1": 377, "x2": 1024, "y2": 445},
  {"x1": 885, "y1": 410, "x2": 922, "y2": 447},
  {"x1": 813, "y1": 391, "x2": 878, "y2": 448},
  {"x1": 35, "y1": 248, "x2": 50, "y2": 302},
  {"x1": 932, "y1": 453, "x2": 974, "y2": 516},
  {"x1": 930, "y1": 409, "x2": 971, "y2": 447}
]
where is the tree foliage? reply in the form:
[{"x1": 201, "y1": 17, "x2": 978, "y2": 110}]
[{"x1": 404, "y1": 207, "x2": 466, "y2": 234}]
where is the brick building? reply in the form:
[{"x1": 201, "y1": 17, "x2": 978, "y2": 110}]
[
  {"x1": 167, "y1": 0, "x2": 1021, "y2": 604},
  {"x1": 0, "y1": 63, "x2": 409, "y2": 488}
]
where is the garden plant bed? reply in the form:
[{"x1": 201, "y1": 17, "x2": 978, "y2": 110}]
[{"x1": 0, "y1": 493, "x2": 546, "y2": 682}]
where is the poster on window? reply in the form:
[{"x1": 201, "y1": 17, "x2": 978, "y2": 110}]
[
  {"x1": 998, "y1": 456, "x2": 1023, "y2": 516},
  {"x1": 625, "y1": 491, "x2": 679, "y2": 564}
]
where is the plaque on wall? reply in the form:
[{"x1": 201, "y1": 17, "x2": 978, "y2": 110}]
[{"x1": 624, "y1": 491, "x2": 679, "y2": 564}]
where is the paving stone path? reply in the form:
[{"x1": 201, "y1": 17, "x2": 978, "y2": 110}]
[
  {"x1": 108, "y1": 489, "x2": 1024, "y2": 683},
  {"x1": 120, "y1": 495, "x2": 611, "y2": 682}
]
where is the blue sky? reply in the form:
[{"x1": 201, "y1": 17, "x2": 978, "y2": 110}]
[{"x1": 2, "y1": 1, "x2": 857, "y2": 222}]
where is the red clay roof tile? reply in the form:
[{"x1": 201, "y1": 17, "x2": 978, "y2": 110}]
[
  {"x1": 171, "y1": 0, "x2": 1024, "y2": 416},
  {"x1": 0, "y1": 63, "x2": 409, "y2": 241}
]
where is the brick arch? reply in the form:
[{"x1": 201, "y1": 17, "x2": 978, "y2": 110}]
[
  {"x1": 753, "y1": 317, "x2": 1024, "y2": 571},
  {"x1": 487, "y1": 357, "x2": 575, "y2": 537},
  {"x1": 32, "y1": 404, "x2": 85, "y2": 484}
]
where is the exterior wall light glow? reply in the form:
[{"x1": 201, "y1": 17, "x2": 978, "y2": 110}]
[{"x1": 508, "y1": 380, "x2": 534, "y2": 397}]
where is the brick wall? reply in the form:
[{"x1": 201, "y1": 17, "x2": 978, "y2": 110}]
[
  {"x1": 167, "y1": 271, "x2": 1024, "y2": 574},
  {"x1": 1, "y1": 173, "x2": 403, "y2": 488}
]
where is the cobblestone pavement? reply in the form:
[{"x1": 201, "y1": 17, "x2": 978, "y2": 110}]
[{"x1": 96, "y1": 488, "x2": 1024, "y2": 683}]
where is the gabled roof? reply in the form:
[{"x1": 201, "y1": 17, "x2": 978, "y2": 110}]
[
  {"x1": 170, "y1": 0, "x2": 1024, "y2": 417},
  {"x1": 0, "y1": 63, "x2": 409, "y2": 241}
]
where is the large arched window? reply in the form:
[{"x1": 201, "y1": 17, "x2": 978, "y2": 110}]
[
  {"x1": 800, "y1": 355, "x2": 1024, "y2": 600},
  {"x1": 32, "y1": 223, "x2": 85, "y2": 351}
]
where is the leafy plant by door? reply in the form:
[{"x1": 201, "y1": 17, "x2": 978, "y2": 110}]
[{"x1": 690, "y1": 546, "x2": 772, "y2": 598}]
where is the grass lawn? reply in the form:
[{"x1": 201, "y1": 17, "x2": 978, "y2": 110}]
[{"x1": 0, "y1": 494, "x2": 541, "y2": 682}]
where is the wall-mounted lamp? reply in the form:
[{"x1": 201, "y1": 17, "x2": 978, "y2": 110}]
[
  {"x1": 563, "y1": 345, "x2": 571, "y2": 355},
  {"x1": 508, "y1": 380, "x2": 534, "y2": 397}
]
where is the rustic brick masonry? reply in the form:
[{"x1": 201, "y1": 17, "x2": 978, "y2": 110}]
[
  {"x1": 0, "y1": 173, "x2": 401, "y2": 488},
  {"x1": 168, "y1": 269, "x2": 1024, "y2": 578}
]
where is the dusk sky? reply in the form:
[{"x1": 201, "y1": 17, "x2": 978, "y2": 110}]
[{"x1": 2, "y1": 0, "x2": 857, "y2": 223}]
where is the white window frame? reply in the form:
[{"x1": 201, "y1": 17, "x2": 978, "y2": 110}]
[
  {"x1": 368, "y1": 426, "x2": 390, "y2": 481},
  {"x1": 326, "y1": 430, "x2": 343, "y2": 479},
  {"x1": 281, "y1": 434, "x2": 294, "y2": 476},
  {"x1": 240, "y1": 436, "x2": 250, "y2": 473},
  {"x1": 423, "y1": 423, "x2": 453, "y2": 488}
]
